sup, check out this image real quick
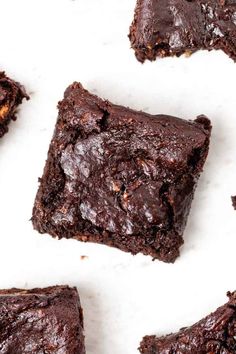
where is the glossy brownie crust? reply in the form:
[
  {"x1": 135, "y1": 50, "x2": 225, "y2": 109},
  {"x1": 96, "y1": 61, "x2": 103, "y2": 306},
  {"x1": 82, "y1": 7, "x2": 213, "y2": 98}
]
[
  {"x1": 0, "y1": 286, "x2": 85, "y2": 354},
  {"x1": 0, "y1": 72, "x2": 28, "y2": 138},
  {"x1": 129, "y1": 0, "x2": 236, "y2": 63},
  {"x1": 140, "y1": 291, "x2": 236, "y2": 354},
  {"x1": 32, "y1": 82, "x2": 211, "y2": 263}
]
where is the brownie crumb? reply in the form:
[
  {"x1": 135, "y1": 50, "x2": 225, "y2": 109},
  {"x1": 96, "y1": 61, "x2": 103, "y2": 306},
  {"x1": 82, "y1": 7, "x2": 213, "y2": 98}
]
[
  {"x1": 129, "y1": 0, "x2": 236, "y2": 63},
  {"x1": 0, "y1": 72, "x2": 29, "y2": 138},
  {"x1": 80, "y1": 255, "x2": 88, "y2": 260},
  {"x1": 139, "y1": 291, "x2": 236, "y2": 354}
]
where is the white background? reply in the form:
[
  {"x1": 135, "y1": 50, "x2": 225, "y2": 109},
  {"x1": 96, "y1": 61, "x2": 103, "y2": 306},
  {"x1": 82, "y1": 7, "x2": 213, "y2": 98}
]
[{"x1": 0, "y1": 0, "x2": 236, "y2": 353}]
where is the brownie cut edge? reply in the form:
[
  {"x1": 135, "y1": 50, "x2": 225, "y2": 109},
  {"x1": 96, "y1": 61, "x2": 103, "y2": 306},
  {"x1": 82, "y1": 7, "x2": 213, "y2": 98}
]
[
  {"x1": 0, "y1": 71, "x2": 29, "y2": 138},
  {"x1": 139, "y1": 291, "x2": 236, "y2": 354},
  {"x1": 32, "y1": 82, "x2": 211, "y2": 263},
  {"x1": 0, "y1": 285, "x2": 85, "y2": 354}
]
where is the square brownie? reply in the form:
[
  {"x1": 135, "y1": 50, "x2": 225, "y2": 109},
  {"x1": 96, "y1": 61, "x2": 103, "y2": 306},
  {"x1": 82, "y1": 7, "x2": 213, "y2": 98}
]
[
  {"x1": 129, "y1": 0, "x2": 236, "y2": 63},
  {"x1": 232, "y1": 196, "x2": 236, "y2": 210},
  {"x1": 0, "y1": 72, "x2": 28, "y2": 138},
  {"x1": 140, "y1": 291, "x2": 236, "y2": 353},
  {"x1": 0, "y1": 285, "x2": 85, "y2": 354},
  {"x1": 32, "y1": 82, "x2": 211, "y2": 263}
]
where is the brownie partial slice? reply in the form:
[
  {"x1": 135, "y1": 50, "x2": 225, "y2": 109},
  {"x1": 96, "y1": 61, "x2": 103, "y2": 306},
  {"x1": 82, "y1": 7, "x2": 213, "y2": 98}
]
[
  {"x1": 32, "y1": 82, "x2": 211, "y2": 263},
  {"x1": 129, "y1": 0, "x2": 236, "y2": 63},
  {"x1": 139, "y1": 291, "x2": 236, "y2": 354},
  {"x1": 232, "y1": 196, "x2": 236, "y2": 210},
  {"x1": 0, "y1": 285, "x2": 85, "y2": 354},
  {"x1": 0, "y1": 72, "x2": 29, "y2": 138}
]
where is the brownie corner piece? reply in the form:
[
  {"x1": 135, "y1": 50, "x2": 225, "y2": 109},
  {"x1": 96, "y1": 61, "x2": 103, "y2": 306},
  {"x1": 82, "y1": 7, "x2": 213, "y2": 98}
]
[
  {"x1": 32, "y1": 82, "x2": 211, "y2": 263},
  {"x1": 139, "y1": 291, "x2": 236, "y2": 353},
  {"x1": 129, "y1": 0, "x2": 236, "y2": 63},
  {"x1": 0, "y1": 285, "x2": 85, "y2": 353},
  {"x1": 0, "y1": 71, "x2": 29, "y2": 138}
]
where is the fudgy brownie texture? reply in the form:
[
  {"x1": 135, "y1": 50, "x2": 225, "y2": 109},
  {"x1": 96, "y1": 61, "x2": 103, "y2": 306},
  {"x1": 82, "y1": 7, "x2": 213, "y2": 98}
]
[
  {"x1": 0, "y1": 72, "x2": 28, "y2": 138},
  {"x1": 0, "y1": 285, "x2": 85, "y2": 354},
  {"x1": 140, "y1": 291, "x2": 236, "y2": 354},
  {"x1": 231, "y1": 196, "x2": 236, "y2": 209},
  {"x1": 129, "y1": 0, "x2": 236, "y2": 63},
  {"x1": 32, "y1": 82, "x2": 211, "y2": 263}
]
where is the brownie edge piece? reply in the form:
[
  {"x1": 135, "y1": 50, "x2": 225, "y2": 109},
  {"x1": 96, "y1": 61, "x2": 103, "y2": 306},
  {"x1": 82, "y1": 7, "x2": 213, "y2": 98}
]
[
  {"x1": 139, "y1": 291, "x2": 236, "y2": 354},
  {"x1": 32, "y1": 82, "x2": 211, "y2": 263},
  {"x1": 0, "y1": 72, "x2": 29, "y2": 138},
  {"x1": 232, "y1": 196, "x2": 236, "y2": 210},
  {"x1": 129, "y1": 0, "x2": 236, "y2": 63},
  {"x1": 0, "y1": 285, "x2": 85, "y2": 354}
]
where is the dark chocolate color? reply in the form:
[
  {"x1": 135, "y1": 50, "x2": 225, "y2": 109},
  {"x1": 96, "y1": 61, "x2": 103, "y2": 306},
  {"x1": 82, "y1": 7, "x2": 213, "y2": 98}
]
[
  {"x1": 232, "y1": 195, "x2": 236, "y2": 209},
  {"x1": 0, "y1": 72, "x2": 28, "y2": 138},
  {"x1": 139, "y1": 291, "x2": 236, "y2": 354},
  {"x1": 129, "y1": 0, "x2": 236, "y2": 63},
  {"x1": 32, "y1": 82, "x2": 211, "y2": 263},
  {"x1": 0, "y1": 285, "x2": 85, "y2": 354}
]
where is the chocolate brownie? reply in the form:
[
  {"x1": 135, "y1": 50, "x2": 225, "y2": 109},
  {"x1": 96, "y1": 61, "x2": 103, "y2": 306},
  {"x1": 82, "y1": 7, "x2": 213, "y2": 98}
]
[
  {"x1": 140, "y1": 291, "x2": 236, "y2": 354},
  {"x1": 32, "y1": 82, "x2": 211, "y2": 263},
  {"x1": 0, "y1": 72, "x2": 28, "y2": 138},
  {"x1": 129, "y1": 0, "x2": 236, "y2": 63},
  {"x1": 0, "y1": 285, "x2": 85, "y2": 354},
  {"x1": 232, "y1": 196, "x2": 236, "y2": 209}
]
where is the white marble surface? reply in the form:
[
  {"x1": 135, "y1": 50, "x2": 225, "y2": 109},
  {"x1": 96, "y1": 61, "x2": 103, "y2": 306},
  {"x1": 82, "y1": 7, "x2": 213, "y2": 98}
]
[{"x1": 0, "y1": 0, "x2": 236, "y2": 353}]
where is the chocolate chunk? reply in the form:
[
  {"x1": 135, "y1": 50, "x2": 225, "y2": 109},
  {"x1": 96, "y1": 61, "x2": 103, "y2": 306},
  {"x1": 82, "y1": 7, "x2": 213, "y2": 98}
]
[
  {"x1": 0, "y1": 72, "x2": 29, "y2": 139},
  {"x1": 0, "y1": 285, "x2": 85, "y2": 354},
  {"x1": 232, "y1": 195, "x2": 236, "y2": 209},
  {"x1": 140, "y1": 291, "x2": 236, "y2": 354},
  {"x1": 129, "y1": 0, "x2": 236, "y2": 63},
  {"x1": 32, "y1": 82, "x2": 211, "y2": 263}
]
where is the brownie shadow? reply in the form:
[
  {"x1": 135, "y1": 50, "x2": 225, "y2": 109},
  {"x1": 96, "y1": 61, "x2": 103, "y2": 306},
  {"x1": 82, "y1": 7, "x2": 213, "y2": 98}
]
[{"x1": 78, "y1": 286, "x2": 105, "y2": 354}]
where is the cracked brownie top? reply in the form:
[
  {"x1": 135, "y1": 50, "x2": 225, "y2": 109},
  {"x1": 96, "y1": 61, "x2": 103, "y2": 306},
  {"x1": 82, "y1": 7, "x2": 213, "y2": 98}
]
[
  {"x1": 140, "y1": 291, "x2": 236, "y2": 353},
  {"x1": 0, "y1": 286, "x2": 85, "y2": 354},
  {"x1": 129, "y1": 0, "x2": 236, "y2": 62},
  {"x1": 32, "y1": 82, "x2": 211, "y2": 262}
]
